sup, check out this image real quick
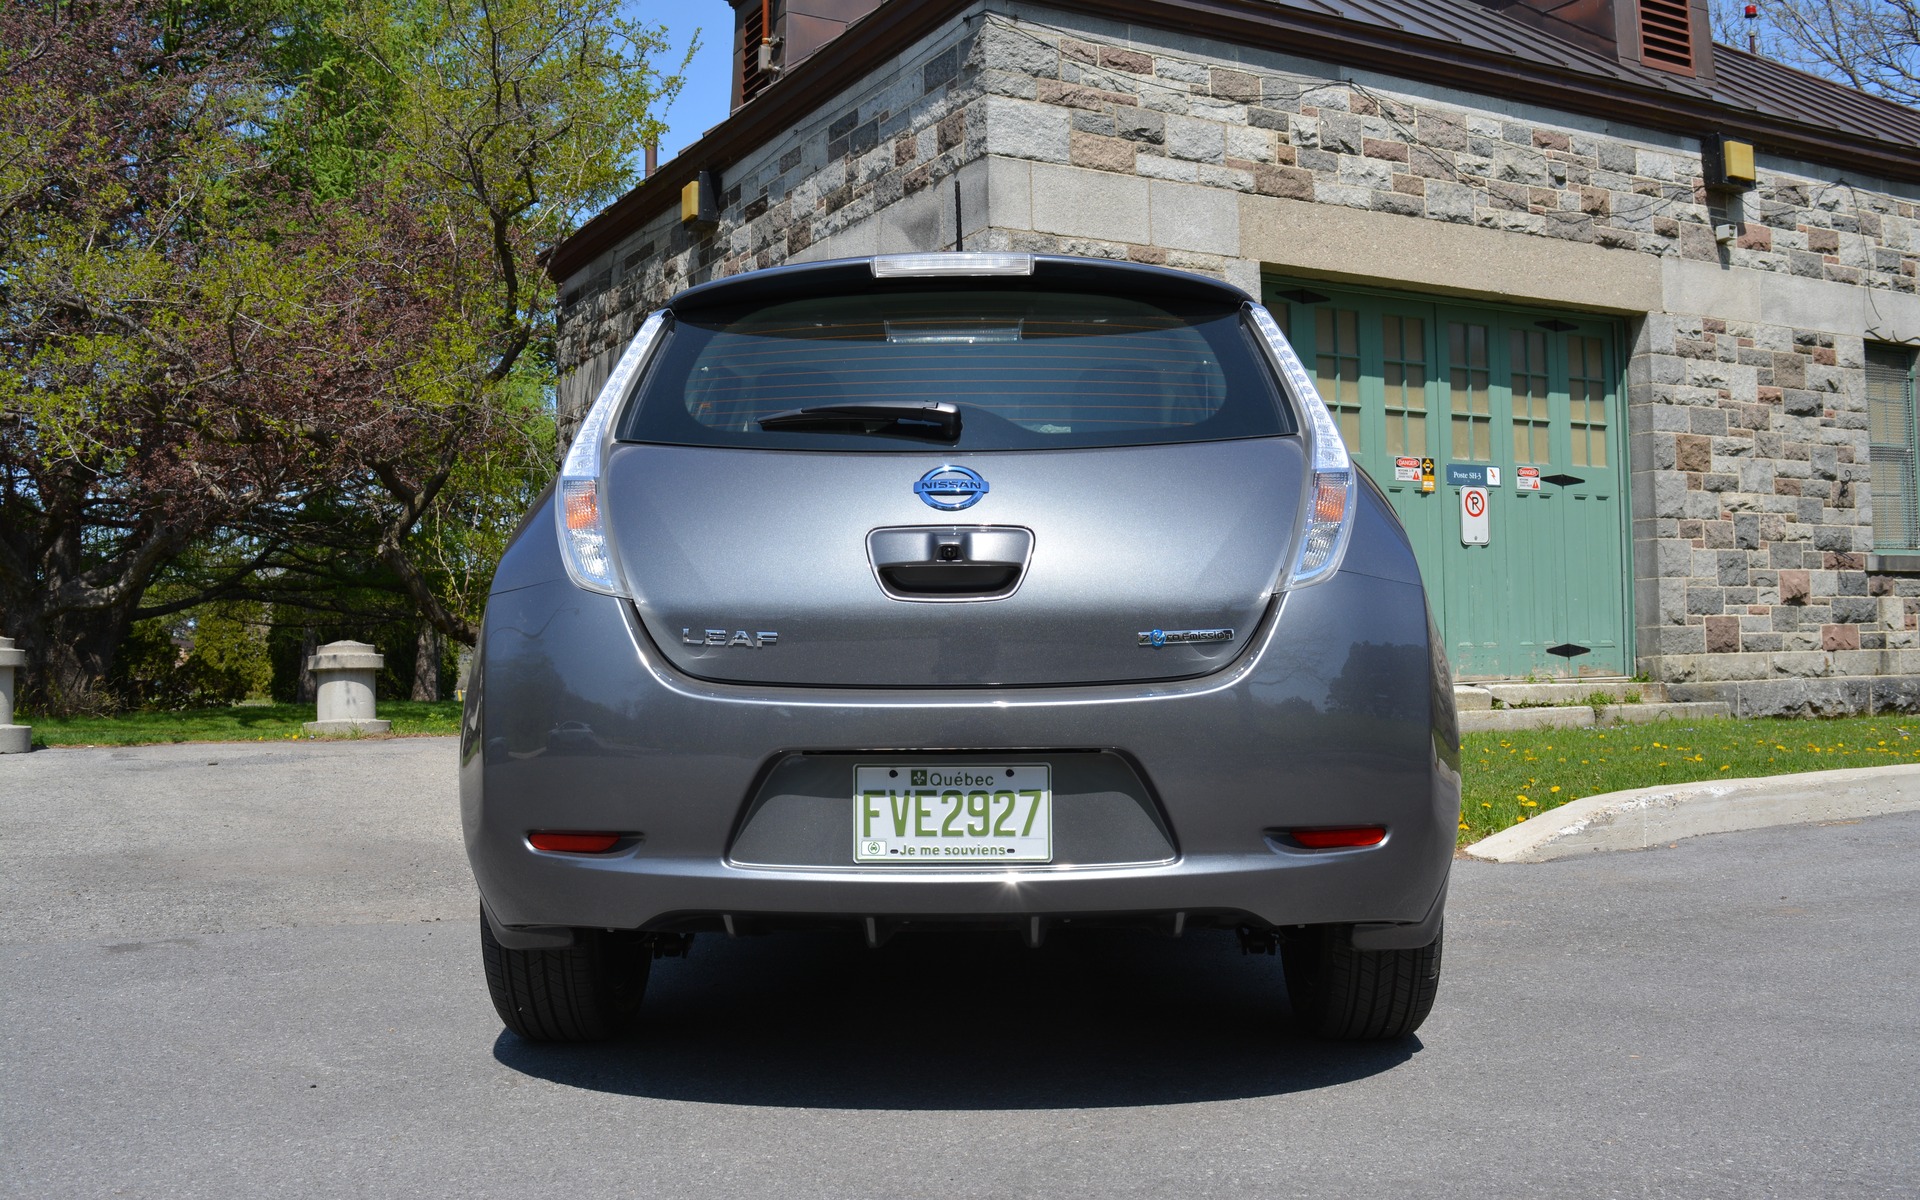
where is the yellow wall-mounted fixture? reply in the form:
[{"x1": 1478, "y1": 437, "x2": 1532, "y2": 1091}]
[
  {"x1": 1702, "y1": 135, "x2": 1757, "y2": 191},
  {"x1": 681, "y1": 170, "x2": 719, "y2": 226}
]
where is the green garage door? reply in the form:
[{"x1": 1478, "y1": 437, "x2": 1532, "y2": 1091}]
[{"x1": 1265, "y1": 281, "x2": 1631, "y2": 679}]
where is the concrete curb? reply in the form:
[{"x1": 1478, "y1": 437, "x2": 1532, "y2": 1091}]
[
  {"x1": 1463, "y1": 763, "x2": 1920, "y2": 863},
  {"x1": 1459, "y1": 700, "x2": 1729, "y2": 733}
]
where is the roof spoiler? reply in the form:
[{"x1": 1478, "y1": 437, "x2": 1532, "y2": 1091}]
[{"x1": 667, "y1": 253, "x2": 1250, "y2": 313}]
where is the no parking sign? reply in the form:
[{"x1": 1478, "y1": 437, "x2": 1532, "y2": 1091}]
[{"x1": 1461, "y1": 486, "x2": 1489, "y2": 546}]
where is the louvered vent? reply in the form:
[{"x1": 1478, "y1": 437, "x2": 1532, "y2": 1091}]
[
  {"x1": 1638, "y1": 0, "x2": 1696, "y2": 72},
  {"x1": 740, "y1": 3, "x2": 770, "y2": 104}
]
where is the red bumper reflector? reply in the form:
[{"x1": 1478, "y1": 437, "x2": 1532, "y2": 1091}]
[
  {"x1": 1291, "y1": 826, "x2": 1386, "y2": 849},
  {"x1": 528, "y1": 831, "x2": 622, "y2": 853}
]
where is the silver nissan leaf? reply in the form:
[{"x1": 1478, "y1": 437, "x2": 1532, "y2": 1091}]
[{"x1": 461, "y1": 253, "x2": 1459, "y2": 1043}]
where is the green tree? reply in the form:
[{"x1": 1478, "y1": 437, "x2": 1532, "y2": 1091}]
[
  {"x1": 291, "y1": 0, "x2": 688, "y2": 645},
  {"x1": 0, "y1": 0, "x2": 687, "y2": 710}
]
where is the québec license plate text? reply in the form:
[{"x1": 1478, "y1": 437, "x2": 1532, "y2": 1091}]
[{"x1": 852, "y1": 764, "x2": 1052, "y2": 863}]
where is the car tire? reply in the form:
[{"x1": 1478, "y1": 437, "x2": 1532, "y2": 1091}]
[
  {"x1": 480, "y1": 907, "x2": 651, "y2": 1042},
  {"x1": 1282, "y1": 922, "x2": 1442, "y2": 1040}
]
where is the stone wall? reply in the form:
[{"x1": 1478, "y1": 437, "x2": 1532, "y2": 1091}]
[
  {"x1": 555, "y1": 2, "x2": 1920, "y2": 709},
  {"x1": 919, "y1": 13, "x2": 1920, "y2": 290},
  {"x1": 1635, "y1": 313, "x2": 1920, "y2": 715},
  {"x1": 555, "y1": 17, "x2": 993, "y2": 410}
]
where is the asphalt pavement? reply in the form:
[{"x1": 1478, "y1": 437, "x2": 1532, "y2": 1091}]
[{"x1": 2, "y1": 739, "x2": 1917, "y2": 1199}]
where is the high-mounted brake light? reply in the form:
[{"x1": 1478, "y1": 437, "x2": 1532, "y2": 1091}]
[
  {"x1": 1246, "y1": 302, "x2": 1357, "y2": 589},
  {"x1": 871, "y1": 252, "x2": 1034, "y2": 278},
  {"x1": 555, "y1": 310, "x2": 668, "y2": 595}
]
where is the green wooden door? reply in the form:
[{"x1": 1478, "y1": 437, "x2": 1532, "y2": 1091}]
[{"x1": 1267, "y1": 283, "x2": 1630, "y2": 679}]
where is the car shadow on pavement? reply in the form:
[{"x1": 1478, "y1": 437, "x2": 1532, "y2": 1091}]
[{"x1": 492, "y1": 927, "x2": 1419, "y2": 1108}]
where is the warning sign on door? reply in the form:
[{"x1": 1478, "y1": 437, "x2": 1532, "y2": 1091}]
[
  {"x1": 1461, "y1": 486, "x2": 1489, "y2": 545},
  {"x1": 1516, "y1": 466, "x2": 1541, "y2": 492},
  {"x1": 1394, "y1": 456, "x2": 1421, "y2": 482}
]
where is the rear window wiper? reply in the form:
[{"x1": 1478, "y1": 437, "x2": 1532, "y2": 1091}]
[{"x1": 757, "y1": 401, "x2": 961, "y2": 442}]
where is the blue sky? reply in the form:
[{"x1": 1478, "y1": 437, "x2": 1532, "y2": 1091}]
[{"x1": 638, "y1": 3, "x2": 736, "y2": 162}]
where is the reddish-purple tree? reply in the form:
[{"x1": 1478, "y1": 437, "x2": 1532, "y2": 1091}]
[{"x1": 0, "y1": 0, "x2": 449, "y2": 707}]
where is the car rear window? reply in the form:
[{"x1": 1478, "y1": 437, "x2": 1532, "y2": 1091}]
[{"x1": 616, "y1": 287, "x2": 1292, "y2": 451}]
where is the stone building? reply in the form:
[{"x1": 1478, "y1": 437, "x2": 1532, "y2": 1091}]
[{"x1": 547, "y1": 0, "x2": 1920, "y2": 715}]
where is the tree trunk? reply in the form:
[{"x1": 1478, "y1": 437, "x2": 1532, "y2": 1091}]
[
  {"x1": 3, "y1": 596, "x2": 134, "y2": 716},
  {"x1": 296, "y1": 627, "x2": 318, "y2": 703},
  {"x1": 411, "y1": 621, "x2": 442, "y2": 701}
]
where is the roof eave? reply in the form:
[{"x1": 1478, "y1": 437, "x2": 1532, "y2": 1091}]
[{"x1": 548, "y1": 0, "x2": 1920, "y2": 283}]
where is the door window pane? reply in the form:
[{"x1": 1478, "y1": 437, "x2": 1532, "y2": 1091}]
[
  {"x1": 1511, "y1": 329, "x2": 1551, "y2": 464},
  {"x1": 1568, "y1": 335, "x2": 1608, "y2": 468},
  {"x1": 1382, "y1": 315, "x2": 1427, "y2": 459},
  {"x1": 1868, "y1": 344, "x2": 1920, "y2": 551},
  {"x1": 1316, "y1": 307, "x2": 1363, "y2": 452},
  {"x1": 1448, "y1": 322, "x2": 1492, "y2": 461}
]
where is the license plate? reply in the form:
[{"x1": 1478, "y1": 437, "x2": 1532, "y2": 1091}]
[{"x1": 853, "y1": 764, "x2": 1052, "y2": 863}]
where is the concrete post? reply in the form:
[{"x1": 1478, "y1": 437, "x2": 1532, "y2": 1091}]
[
  {"x1": 303, "y1": 640, "x2": 391, "y2": 734},
  {"x1": 0, "y1": 637, "x2": 29, "y2": 753}
]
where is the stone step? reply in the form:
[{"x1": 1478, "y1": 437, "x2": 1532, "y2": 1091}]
[
  {"x1": 1453, "y1": 685, "x2": 1494, "y2": 711},
  {"x1": 1478, "y1": 679, "x2": 1669, "y2": 706},
  {"x1": 1460, "y1": 700, "x2": 1730, "y2": 734}
]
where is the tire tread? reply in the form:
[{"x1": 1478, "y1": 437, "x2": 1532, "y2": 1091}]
[
  {"x1": 1284, "y1": 923, "x2": 1442, "y2": 1040},
  {"x1": 480, "y1": 906, "x2": 649, "y2": 1042}
]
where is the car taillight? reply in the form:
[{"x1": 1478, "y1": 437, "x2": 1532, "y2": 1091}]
[
  {"x1": 1245, "y1": 302, "x2": 1357, "y2": 589},
  {"x1": 555, "y1": 310, "x2": 668, "y2": 596}
]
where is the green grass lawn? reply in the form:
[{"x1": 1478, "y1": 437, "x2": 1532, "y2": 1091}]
[
  {"x1": 1461, "y1": 713, "x2": 1920, "y2": 843},
  {"x1": 25, "y1": 700, "x2": 462, "y2": 747}
]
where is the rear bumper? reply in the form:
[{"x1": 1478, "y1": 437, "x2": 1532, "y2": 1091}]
[{"x1": 463, "y1": 564, "x2": 1459, "y2": 937}]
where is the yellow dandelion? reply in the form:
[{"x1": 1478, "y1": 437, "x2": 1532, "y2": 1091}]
[
  {"x1": 1481, "y1": 802, "x2": 1493, "y2": 808},
  {"x1": 1519, "y1": 798, "x2": 1538, "y2": 808},
  {"x1": 1720, "y1": 764, "x2": 1731, "y2": 771},
  {"x1": 1516, "y1": 814, "x2": 1527, "y2": 821},
  {"x1": 1550, "y1": 785, "x2": 1561, "y2": 793}
]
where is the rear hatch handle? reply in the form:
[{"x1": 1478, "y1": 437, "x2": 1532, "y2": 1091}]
[{"x1": 867, "y1": 527, "x2": 1034, "y2": 601}]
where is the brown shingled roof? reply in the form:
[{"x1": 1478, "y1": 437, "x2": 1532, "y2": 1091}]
[
  {"x1": 1269, "y1": 0, "x2": 1920, "y2": 149},
  {"x1": 1709, "y1": 43, "x2": 1920, "y2": 150}
]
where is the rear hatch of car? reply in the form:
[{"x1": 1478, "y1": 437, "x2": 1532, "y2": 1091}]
[{"x1": 600, "y1": 256, "x2": 1306, "y2": 689}]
